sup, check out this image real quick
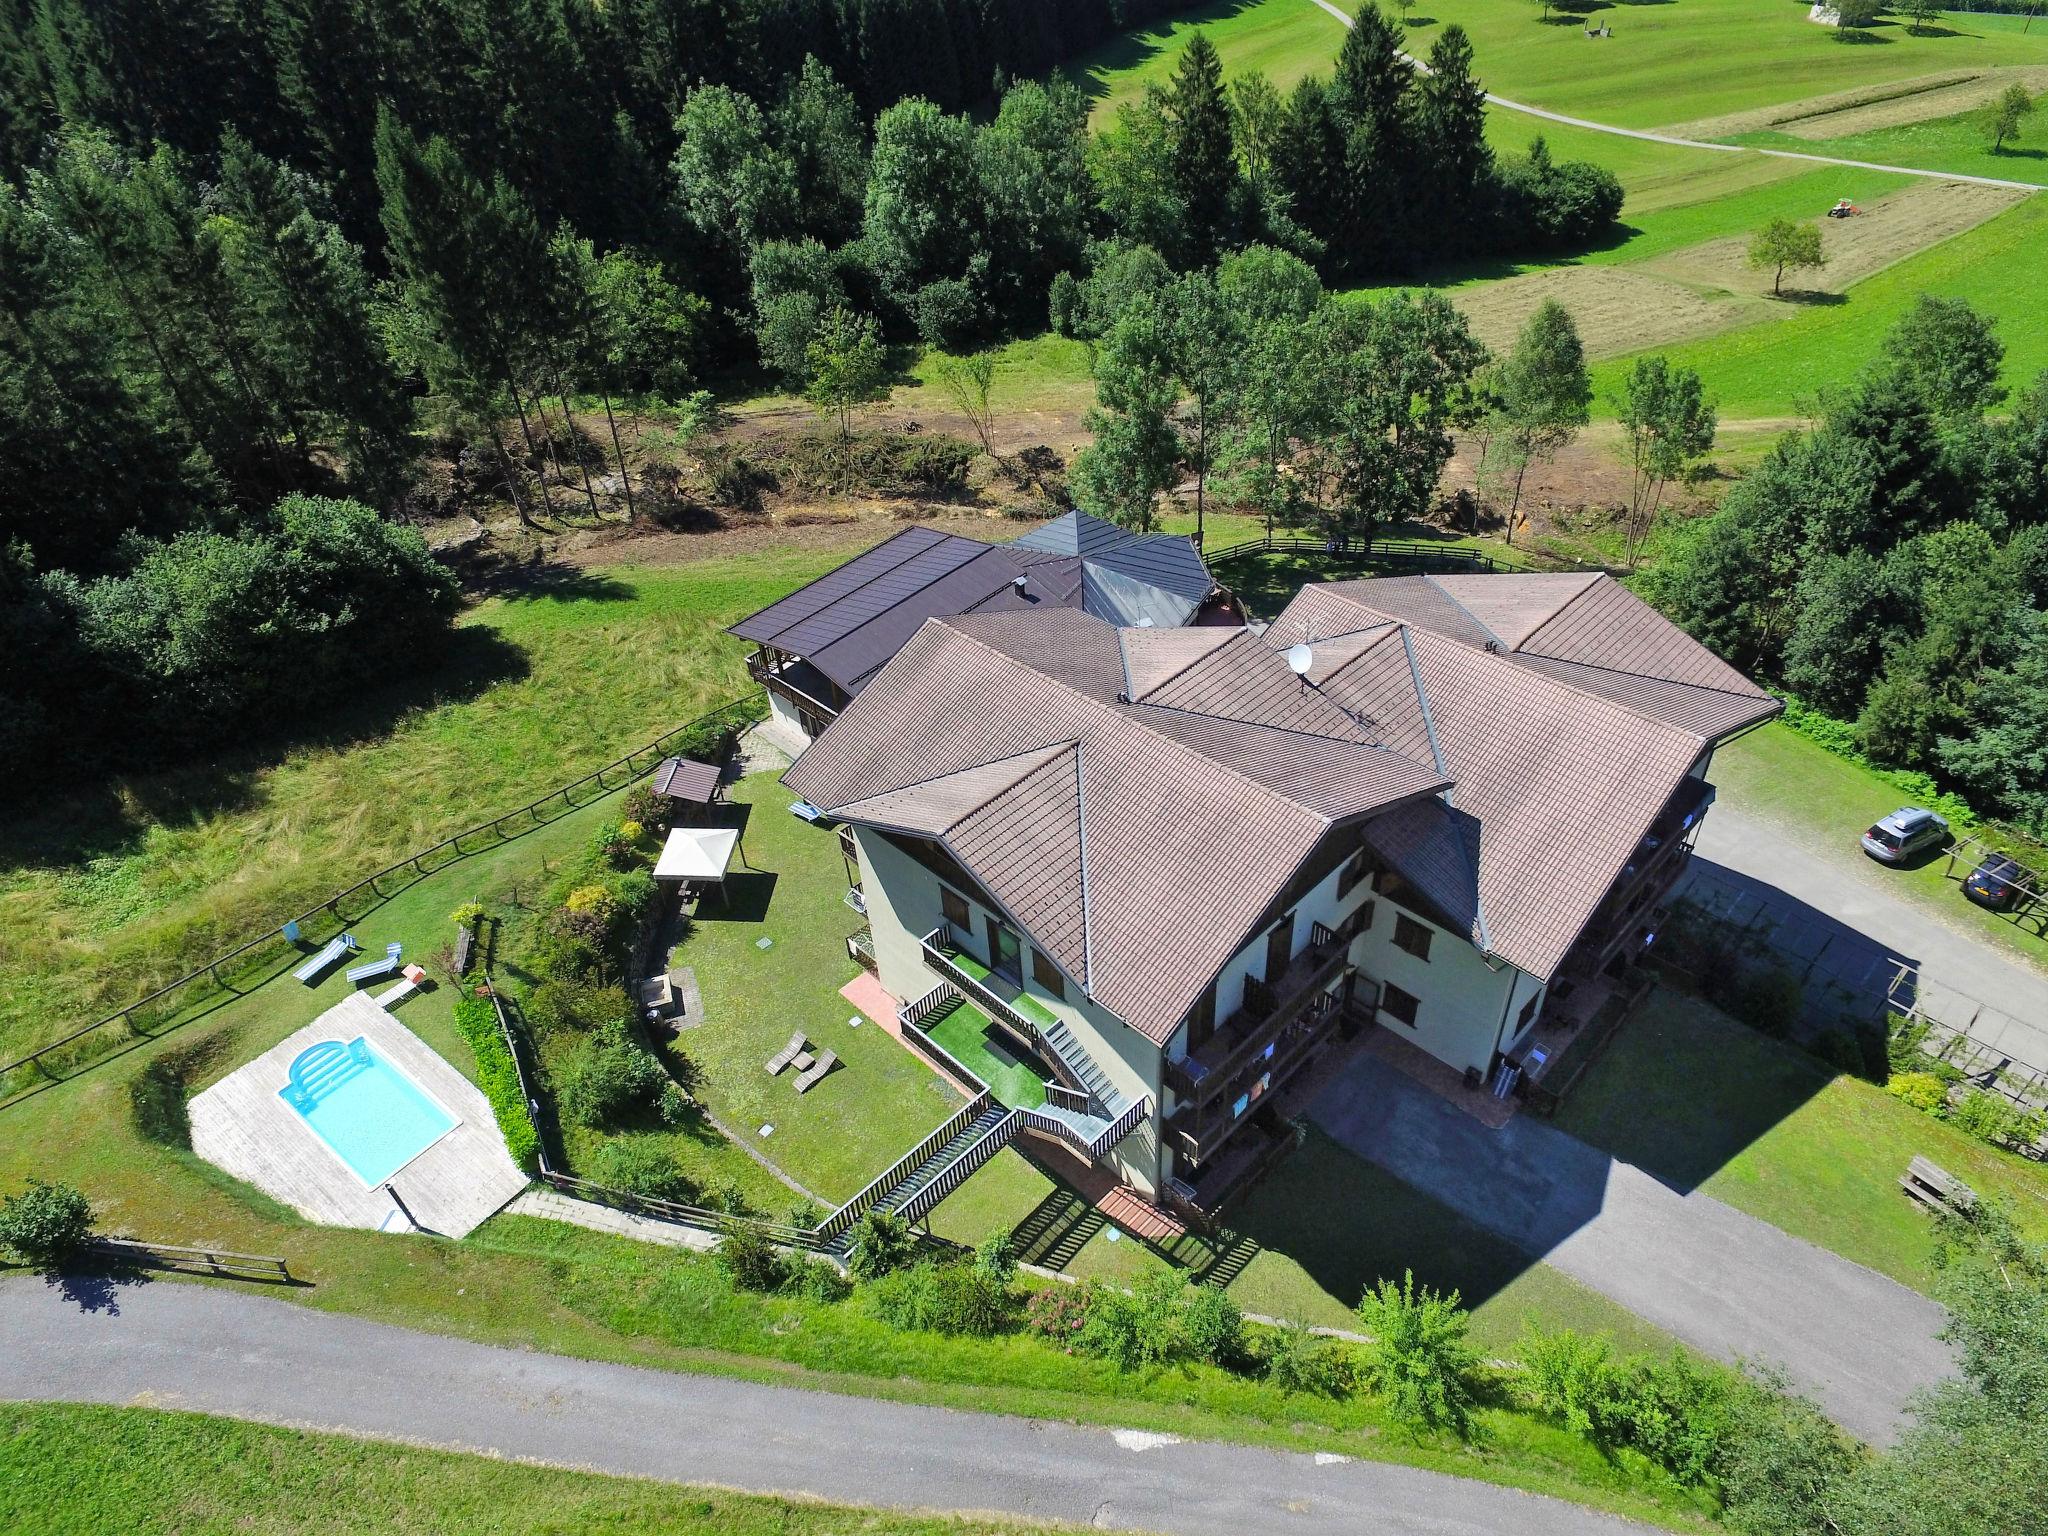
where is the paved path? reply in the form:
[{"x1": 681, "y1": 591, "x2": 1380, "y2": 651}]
[
  {"x1": 1304, "y1": 0, "x2": 2044, "y2": 193},
  {"x1": 0, "y1": 1275, "x2": 1652, "y2": 1536},
  {"x1": 1689, "y1": 801, "x2": 2048, "y2": 1067},
  {"x1": 1310, "y1": 1055, "x2": 1953, "y2": 1445}
]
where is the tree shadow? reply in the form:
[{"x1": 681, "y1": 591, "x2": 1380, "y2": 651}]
[
  {"x1": 1831, "y1": 27, "x2": 1895, "y2": 44},
  {"x1": 480, "y1": 561, "x2": 638, "y2": 604},
  {"x1": 1057, "y1": 0, "x2": 1267, "y2": 107},
  {"x1": 1775, "y1": 289, "x2": 1849, "y2": 307}
]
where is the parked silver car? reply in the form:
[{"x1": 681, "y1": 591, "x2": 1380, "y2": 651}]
[{"x1": 1861, "y1": 807, "x2": 1948, "y2": 864}]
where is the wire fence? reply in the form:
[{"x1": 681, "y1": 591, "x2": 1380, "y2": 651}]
[{"x1": 0, "y1": 694, "x2": 764, "y2": 1108}]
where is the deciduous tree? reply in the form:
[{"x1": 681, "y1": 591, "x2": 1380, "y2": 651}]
[
  {"x1": 1484, "y1": 298, "x2": 1589, "y2": 544},
  {"x1": 1987, "y1": 82, "x2": 2038, "y2": 154},
  {"x1": 1615, "y1": 355, "x2": 1716, "y2": 569},
  {"x1": 1747, "y1": 216, "x2": 1826, "y2": 297}
]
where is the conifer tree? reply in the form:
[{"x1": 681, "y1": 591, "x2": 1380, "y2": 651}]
[{"x1": 1165, "y1": 32, "x2": 1236, "y2": 264}]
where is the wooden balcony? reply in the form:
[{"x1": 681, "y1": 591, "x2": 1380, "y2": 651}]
[
  {"x1": 1166, "y1": 922, "x2": 1349, "y2": 1107},
  {"x1": 745, "y1": 647, "x2": 840, "y2": 720},
  {"x1": 1165, "y1": 984, "x2": 1348, "y2": 1167},
  {"x1": 1563, "y1": 779, "x2": 1714, "y2": 977}
]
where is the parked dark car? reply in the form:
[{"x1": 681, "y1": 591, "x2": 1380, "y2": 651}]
[
  {"x1": 1964, "y1": 854, "x2": 2033, "y2": 912},
  {"x1": 1861, "y1": 807, "x2": 1948, "y2": 864}
]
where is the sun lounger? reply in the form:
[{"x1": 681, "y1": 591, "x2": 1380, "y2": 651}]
[
  {"x1": 765, "y1": 1031, "x2": 808, "y2": 1075},
  {"x1": 346, "y1": 942, "x2": 405, "y2": 985},
  {"x1": 790, "y1": 800, "x2": 825, "y2": 823},
  {"x1": 793, "y1": 1049, "x2": 839, "y2": 1093},
  {"x1": 293, "y1": 933, "x2": 358, "y2": 984},
  {"x1": 375, "y1": 963, "x2": 429, "y2": 1010}
]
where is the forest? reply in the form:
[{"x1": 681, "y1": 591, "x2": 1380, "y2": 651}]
[
  {"x1": 0, "y1": 0, "x2": 1622, "y2": 787},
  {"x1": 1653, "y1": 296, "x2": 2048, "y2": 836}
]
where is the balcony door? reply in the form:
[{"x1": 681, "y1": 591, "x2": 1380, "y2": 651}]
[
  {"x1": 1264, "y1": 910, "x2": 1296, "y2": 985},
  {"x1": 987, "y1": 916, "x2": 1023, "y2": 985}
]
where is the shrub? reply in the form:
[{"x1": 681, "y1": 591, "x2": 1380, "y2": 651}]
[
  {"x1": 595, "y1": 826, "x2": 636, "y2": 869},
  {"x1": 1947, "y1": 1089, "x2": 2047, "y2": 1150},
  {"x1": 1181, "y1": 1285, "x2": 1248, "y2": 1370},
  {"x1": 657, "y1": 1081, "x2": 694, "y2": 1127},
  {"x1": 1887, "y1": 1071, "x2": 1949, "y2": 1113},
  {"x1": 1355, "y1": 1270, "x2": 1482, "y2": 1435},
  {"x1": 715, "y1": 1219, "x2": 787, "y2": 1292},
  {"x1": 1080, "y1": 1272, "x2": 1190, "y2": 1371},
  {"x1": 524, "y1": 979, "x2": 634, "y2": 1040},
  {"x1": 1259, "y1": 1321, "x2": 1356, "y2": 1398},
  {"x1": 701, "y1": 1179, "x2": 755, "y2": 1217},
  {"x1": 617, "y1": 818, "x2": 645, "y2": 844},
  {"x1": 0, "y1": 1178, "x2": 94, "y2": 1268},
  {"x1": 563, "y1": 1033, "x2": 670, "y2": 1128},
  {"x1": 1733, "y1": 968, "x2": 1804, "y2": 1038},
  {"x1": 553, "y1": 884, "x2": 621, "y2": 946},
  {"x1": 845, "y1": 1207, "x2": 917, "y2": 1280},
  {"x1": 1519, "y1": 1328, "x2": 1619, "y2": 1439},
  {"x1": 1024, "y1": 1283, "x2": 1093, "y2": 1351},
  {"x1": 973, "y1": 1226, "x2": 1017, "y2": 1285},
  {"x1": 451, "y1": 995, "x2": 540, "y2": 1171},
  {"x1": 699, "y1": 444, "x2": 774, "y2": 512},
  {"x1": 909, "y1": 277, "x2": 984, "y2": 351},
  {"x1": 866, "y1": 1259, "x2": 1016, "y2": 1337},
  {"x1": 590, "y1": 1138, "x2": 695, "y2": 1203},
  {"x1": 450, "y1": 901, "x2": 485, "y2": 931},
  {"x1": 1605, "y1": 1350, "x2": 1735, "y2": 1488},
  {"x1": 788, "y1": 1256, "x2": 851, "y2": 1303},
  {"x1": 622, "y1": 785, "x2": 663, "y2": 829},
  {"x1": 1713, "y1": 1368, "x2": 1857, "y2": 1534}
]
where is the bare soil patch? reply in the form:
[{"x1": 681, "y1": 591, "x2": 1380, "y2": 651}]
[
  {"x1": 1450, "y1": 266, "x2": 1758, "y2": 360},
  {"x1": 1669, "y1": 70, "x2": 1981, "y2": 141},
  {"x1": 1777, "y1": 64, "x2": 2048, "y2": 139},
  {"x1": 1642, "y1": 178, "x2": 2028, "y2": 297}
]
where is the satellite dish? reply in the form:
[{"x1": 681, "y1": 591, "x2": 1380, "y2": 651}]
[{"x1": 1284, "y1": 643, "x2": 1315, "y2": 677}]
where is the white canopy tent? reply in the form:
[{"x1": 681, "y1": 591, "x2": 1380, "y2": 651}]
[{"x1": 653, "y1": 825, "x2": 740, "y2": 903}]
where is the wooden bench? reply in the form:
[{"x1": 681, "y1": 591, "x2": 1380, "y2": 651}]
[
  {"x1": 1900, "y1": 1155, "x2": 1976, "y2": 1215},
  {"x1": 452, "y1": 923, "x2": 475, "y2": 976}
]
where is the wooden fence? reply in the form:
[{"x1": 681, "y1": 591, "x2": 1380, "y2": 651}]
[
  {"x1": 88, "y1": 1236, "x2": 291, "y2": 1282},
  {"x1": 0, "y1": 694, "x2": 763, "y2": 1106},
  {"x1": 1201, "y1": 531, "x2": 1590, "y2": 576}
]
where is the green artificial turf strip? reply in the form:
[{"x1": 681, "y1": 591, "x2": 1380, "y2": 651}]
[{"x1": 926, "y1": 1002, "x2": 1051, "y2": 1109}]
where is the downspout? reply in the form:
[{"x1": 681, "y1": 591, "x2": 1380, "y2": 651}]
[{"x1": 1487, "y1": 969, "x2": 1522, "y2": 1071}]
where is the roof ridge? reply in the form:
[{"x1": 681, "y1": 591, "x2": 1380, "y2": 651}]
[
  {"x1": 1400, "y1": 626, "x2": 1492, "y2": 953},
  {"x1": 1073, "y1": 740, "x2": 1096, "y2": 993},
  {"x1": 1421, "y1": 572, "x2": 1508, "y2": 652},
  {"x1": 830, "y1": 740, "x2": 1074, "y2": 824},
  {"x1": 1508, "y1": 650, "x2": 1771, "y2": 705},
  {"x1": 934, "y1": 619, "x2": 1334, "y2": 830},
  {"x1": 731, "y1": 525, "x2": 951, "y2": 645},
  {"x1": 1123, "y1": 626, "x2": 1263, "y2": 704}
]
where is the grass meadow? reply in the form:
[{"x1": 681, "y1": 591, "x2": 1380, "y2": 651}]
[{"x1": 0, "y1": 1402, "x2": 1092, "y2": 1536}]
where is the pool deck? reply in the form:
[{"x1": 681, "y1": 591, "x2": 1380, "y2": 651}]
[{"x1": 190, "y1": 992, "x2": 529, "y2": 1239}]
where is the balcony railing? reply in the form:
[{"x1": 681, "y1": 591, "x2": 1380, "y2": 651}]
[
  {"x1": 1166, "y1": 986, "x2": 1346, "y2": 1166},
  {"x1": 920, "y1": 928, "x2": 1052, "y2": 1056},
  {"x1": 845, "y1": 925, "x2": 876, "y2": 973},
  {"x1": 1168, "y1": 922, "x2": 1349, "y2": 1105},
  {"x1": 745, "y1": 647, "x2": 838, "y2": 715}
]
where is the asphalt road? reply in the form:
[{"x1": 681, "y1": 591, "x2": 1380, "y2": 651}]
[
  {"x1": 1, "y1": 1275, "x2": 1655, "y2": 1536},
  {"x1": 1304, "y1": 0, "x2": 2046, "y2": 193},
  {"x1": 1311, "y1": 1055, "x2": 1954, "y2": 1447},
  {"x1": 1692, "y1": 800, "x2": 2048, "y2": 1067}
]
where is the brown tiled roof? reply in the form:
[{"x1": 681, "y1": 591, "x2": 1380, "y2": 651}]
[
  {"x1": 651, "y1": 756, "x2": 721, "y2": 803},
  {"x1": 786, "y1": 613, "x2": 1448, "y2": 1041},
  {"x1": 1269, "y1": 574, "x2": 1781, "y2": 977},
  {"x1": 792, "y1": 572, "x2": 1775, "y2": 1039}
]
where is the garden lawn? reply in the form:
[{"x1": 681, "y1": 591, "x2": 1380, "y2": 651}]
[
  {"x1": 664, "y1": 771, "x2": 969, "y2": 1204},
  {"x1": 0, "y1": 1402, "x2": 1091, "y2": 1536},
  {"x1": 1065, "y1": 0, "x2": 1362, "y2": 123},
  {"x1": 1713, "y1": 723, "x2": 2048, "y2": 976},
  {"x1": 0, "y1": 554, "x2": 840, "y2": 1068},
  {"x1": 1553, "y1": 987, "x2": 2048, "y2": 1292}
]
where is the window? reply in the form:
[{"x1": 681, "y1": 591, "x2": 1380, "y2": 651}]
[
  {"x1": 1381, "y1": 983, "x2": 1420, "y2": 1028},
  {"x1": 1516, "y1": 993, "x2": 1541, "y2": 1033},
  {"x1": 940, "y1": 886, "x2": 971, "y2": 934},
  {"x1": 1031, "y1": 947, "x2": 1066, "y2": 1000},
  {"x1": 1393, "y1": 914, "x2": 1433, "y2": 962}
]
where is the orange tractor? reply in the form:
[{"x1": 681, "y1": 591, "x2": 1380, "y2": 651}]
[{"x1": 1827, "y1": 200, "x2": 1862, "y2": 218}]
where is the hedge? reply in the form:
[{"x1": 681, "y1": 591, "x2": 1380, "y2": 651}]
[{"x1": 452, "y1": 993, "x2": 541, "y2": 1173}]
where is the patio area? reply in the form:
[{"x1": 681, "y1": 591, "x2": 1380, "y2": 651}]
[{"x1": 189, "y1": 991, "x2": 528, "y2": 1238}]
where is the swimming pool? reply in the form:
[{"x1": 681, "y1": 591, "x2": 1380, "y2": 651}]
[{"x1": 279, "y1": 1036, "x2": 459, "y2": 1187}]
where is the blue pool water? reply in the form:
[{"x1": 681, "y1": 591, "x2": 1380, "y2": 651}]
[{"x1": 279, "y1": 1037, "x2": 458, "y2": 1186}]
